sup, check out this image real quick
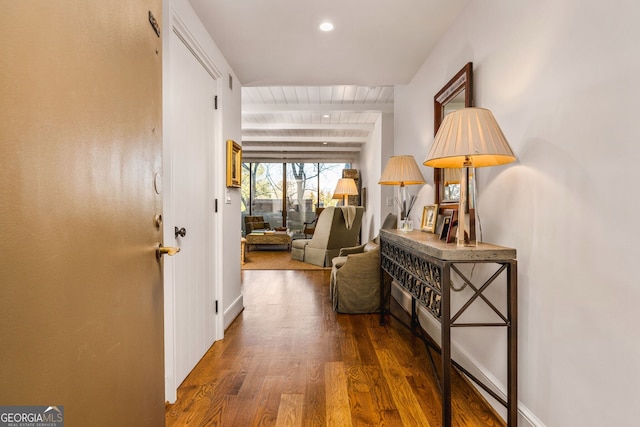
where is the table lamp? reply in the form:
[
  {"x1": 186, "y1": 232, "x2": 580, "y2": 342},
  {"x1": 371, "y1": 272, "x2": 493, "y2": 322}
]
[
  {"x1": 332, "y1": 178, "x2": 358, "y2": 206},
  {"x1": 378, "y1": 155, "x2": 426, "y2": 228},
  {"x1": 424, "y1": 107, "x2": 516, "y2": 246}
]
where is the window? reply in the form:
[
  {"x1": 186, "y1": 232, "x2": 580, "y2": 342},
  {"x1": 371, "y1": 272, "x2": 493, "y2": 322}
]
[
  {"x1": 241, "y1": 162, "x2": 350, "y2": 236},
  {"x1": 241, "y1": 163, "x2": 284, "y2": 230}
]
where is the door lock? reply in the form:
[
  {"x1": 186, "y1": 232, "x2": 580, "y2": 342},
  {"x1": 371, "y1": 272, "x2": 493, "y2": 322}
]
[{"x1": 174, "y1": 226, "x2": 186, "y2": 238}]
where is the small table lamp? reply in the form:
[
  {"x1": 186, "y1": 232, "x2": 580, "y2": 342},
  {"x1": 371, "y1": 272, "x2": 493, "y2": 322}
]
[
  {"x1": 332, "y1": 178, "x2": 358, "y2": 206},
  {"x1": 424, "y1": 107, "x2": 516, "y2": 246},
  {"x1": 378, "y1": 155, "x2": 426, "y2": 227}
]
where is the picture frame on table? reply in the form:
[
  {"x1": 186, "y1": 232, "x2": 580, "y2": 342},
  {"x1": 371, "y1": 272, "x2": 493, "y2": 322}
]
[
  {"x1": 434, "y1": 214, "x2": 446, "y2": 236},
  {"x1": 445, "y1": 210, "x2": 458, "y2": 243},
  {"x1": 439, "y1": 214, "x2": 452, "y2": 240},
  {"x1": 420, "y1": 204, "x2": 438, "y2": 233},
  {"x1": 226, "y1": 140, "x2": 242, "y2": 188}
]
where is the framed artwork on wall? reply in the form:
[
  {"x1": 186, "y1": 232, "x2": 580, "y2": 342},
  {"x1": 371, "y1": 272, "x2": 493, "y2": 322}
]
[
  {"x1": 226, "y1": 140, "x2": 241, "y2": 188},
  {"x1": 361, "y1": 187, "x2": 367, "y2": 210}
]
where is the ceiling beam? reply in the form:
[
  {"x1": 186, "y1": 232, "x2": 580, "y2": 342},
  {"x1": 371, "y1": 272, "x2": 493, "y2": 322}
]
[
  {"x1": 241, "y1": 136, "x2": 366, "y2": 143},
  {"x1": 242, "y1": 122, "x2": 374, "y2": 131},
  {"x1": 242, "y1": 154, "x2": 357, "y2": 162},
  {"x1": 242, "y1": 103, "x2": 392, "y2": 114},
  {"x1": 243, "y1": 146, "x2": 360, "y2": 153}
]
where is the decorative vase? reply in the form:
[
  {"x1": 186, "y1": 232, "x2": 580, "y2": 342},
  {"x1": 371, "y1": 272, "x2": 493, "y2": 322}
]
[{"x1": 400, "y1": 218, "x2": 413, "y2": 231}]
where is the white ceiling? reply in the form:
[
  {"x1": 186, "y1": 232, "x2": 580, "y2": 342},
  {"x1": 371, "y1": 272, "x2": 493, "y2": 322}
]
[
  {"x1": 188, "y1": 0, "x2": 467, "y2": 162},
  {"x1": 242, "y1": 85, "x2": 393, "y2": 163}
]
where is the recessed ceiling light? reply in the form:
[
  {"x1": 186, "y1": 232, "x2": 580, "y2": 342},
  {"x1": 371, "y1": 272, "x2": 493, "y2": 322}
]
[
  {"x1": 322, "y1": 142, "x2": 328, "y2": 145},
  {"x1": 319, "y1": 22, "x2": 334, "y2": 32},
  {"x1": 322, "y1": 114, "x2": 330, "y2": 118}
]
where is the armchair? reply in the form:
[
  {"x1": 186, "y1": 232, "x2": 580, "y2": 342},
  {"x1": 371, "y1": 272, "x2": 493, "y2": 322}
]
[
  {"x1": 244, "y1": 215, "x2": 270, "y2": 234},
  {"x1": 291, "y1": 206, "x2": 363, "y2": 267},
  {"x1": 302, "y1": 207, "x2": 324, "y2": 238},
  {"x1": 329, "y1": 213, "x2": 397, "y2": 313}
]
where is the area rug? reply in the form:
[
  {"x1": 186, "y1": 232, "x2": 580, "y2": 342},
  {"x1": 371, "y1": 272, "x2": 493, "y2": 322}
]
[{"x1": 242, "y1": 249, "x2": 330, "y2": 270}]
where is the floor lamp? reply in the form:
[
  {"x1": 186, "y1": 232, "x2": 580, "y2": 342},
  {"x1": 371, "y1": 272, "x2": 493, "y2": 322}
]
[{"x1": 332, "y1": 178, "x2": 358, "y2": 206}]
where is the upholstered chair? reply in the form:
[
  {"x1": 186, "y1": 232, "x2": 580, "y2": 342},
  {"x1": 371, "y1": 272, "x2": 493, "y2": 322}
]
[
  {"x1": 291, "y1": 206, "x2": 364, "y2": 267},
  {"x1": 329, "y1": 213, "x2": 397, "y2": 313},
  {"x1": 244, "y1": 215, "x2": 270, "y2": 234},
  {"x1": 302, "y1": 207, "x2": 324, "y2": 237}
]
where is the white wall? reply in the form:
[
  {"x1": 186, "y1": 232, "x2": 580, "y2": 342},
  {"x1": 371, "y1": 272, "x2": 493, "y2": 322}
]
[
  {"x1": 394, "y1": 0, "x2": 640, "y2": 426},
  {"x1": 219, "y1": 64, "x2": 244, "y2": 330},
  {"x1": 356, "y1": 114, "x2": 380, "y2": 242},
  {"x1": 379, "y1": 113, "x2": 396, "y2": 228},
  {"x1": 356, "y1": 112, "x2": 395, "y2": 242}
]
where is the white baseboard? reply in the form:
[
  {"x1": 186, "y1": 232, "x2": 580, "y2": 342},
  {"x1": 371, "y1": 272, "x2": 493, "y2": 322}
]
[
  {"x1": 223, "y1": 293, "x2": 244, "y2": 331},
  {"x1": 390, "y1": 283, "x2": 546, "y2": 427}
]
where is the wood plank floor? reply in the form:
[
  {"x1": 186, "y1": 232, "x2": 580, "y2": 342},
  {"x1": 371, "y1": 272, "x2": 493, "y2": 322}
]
[{"x1": 165, "y1": 269, "x2": 506, "y2": 427}]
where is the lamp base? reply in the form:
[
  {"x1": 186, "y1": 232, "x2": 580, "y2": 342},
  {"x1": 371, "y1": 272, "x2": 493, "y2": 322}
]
[
  {"x1": 456, "y1": 208, "x2": 477, "y2": 247},
  {"x1": 456, "y1": 164, "x2": 477, "y2": 247}
]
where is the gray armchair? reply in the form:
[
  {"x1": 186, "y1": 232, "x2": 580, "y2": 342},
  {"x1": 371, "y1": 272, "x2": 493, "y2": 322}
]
[
  {"x1": 291, "y1": 206, "x2": 363, "y2": 267},
  {"x1": 329, "y1": 213, "x2": 397, "y2": 313}
]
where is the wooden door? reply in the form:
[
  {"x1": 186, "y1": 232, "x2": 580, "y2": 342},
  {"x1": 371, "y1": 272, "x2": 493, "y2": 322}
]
[{"x1": 0, "y1": 1, "x2": 165, "y2": 425}]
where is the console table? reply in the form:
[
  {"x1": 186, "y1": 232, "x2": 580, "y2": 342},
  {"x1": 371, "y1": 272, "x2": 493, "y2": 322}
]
[{"x1": 379, "y1": 229, "x2": 517, "y2": 426}]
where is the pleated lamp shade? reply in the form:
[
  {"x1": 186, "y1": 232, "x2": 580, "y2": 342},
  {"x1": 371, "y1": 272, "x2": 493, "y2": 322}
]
[
  {"x1": 378, "y1": 155, "x2": 426, "y2": 186},
  {"x1": 332, "y1": 178, "x2": 358, "y2": 198},
  {"x1": 424, "y1": 108, "x2": 516, "y2": 168}
]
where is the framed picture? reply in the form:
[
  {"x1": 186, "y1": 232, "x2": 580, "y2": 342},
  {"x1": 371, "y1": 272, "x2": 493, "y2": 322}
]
[
  {"x1": 446, "y1": 210, "x2": 458, "y2": 243},
  {"x1": 420, "y1": 204, "x2": 438, "y2": 233},
  {"x1": 226, "y1": 140, "x2": 241, "y2": 188},
  {"x1": 440, "y1": 212, "x2": 453, "y2": 240},
  {"x1": 361, "y1": 187, "x2": 367, "y2": 210},
  {"x1": 434, "y1": 214, "x2": 446, "y2": 236}
]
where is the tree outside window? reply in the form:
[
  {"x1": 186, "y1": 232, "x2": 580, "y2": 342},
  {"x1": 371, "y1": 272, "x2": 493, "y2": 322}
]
[{"x1": 241, "y1": 162, "x2": 350, "y2": 236}]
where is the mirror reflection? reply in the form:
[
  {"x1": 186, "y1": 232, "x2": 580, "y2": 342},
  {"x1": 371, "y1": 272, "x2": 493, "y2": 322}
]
[
  {"x1": 443, "y1": 89, "x2": 466, "y2": 116},
  {"x1": 433, "y1": 62, "x2": 473, "y2": 206},
  {"x1": 441, "y1": 89, "x2": 466, "y2": 203}
]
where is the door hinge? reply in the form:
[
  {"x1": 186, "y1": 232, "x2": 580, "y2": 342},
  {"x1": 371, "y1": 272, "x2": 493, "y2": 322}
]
[
  {"x1": 215, "y1": 300, "x2": 219, "y2": 314},
  {"x1": 214, "y1": 95, "x2": 218, "y2": 110},
  {"x1": 214, "y1": 198, "x2": 218, "y2": 212}
]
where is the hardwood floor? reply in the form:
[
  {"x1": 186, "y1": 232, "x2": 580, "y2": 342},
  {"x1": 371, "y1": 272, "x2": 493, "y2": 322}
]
[{"x1": 165, "y1": 269, "x2": 506, "y2": 426}]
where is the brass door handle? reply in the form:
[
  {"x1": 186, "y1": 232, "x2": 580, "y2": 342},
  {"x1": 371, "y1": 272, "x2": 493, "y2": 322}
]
[{"x1": 156, "y1": 244, "x2": 180, "y2": 258}]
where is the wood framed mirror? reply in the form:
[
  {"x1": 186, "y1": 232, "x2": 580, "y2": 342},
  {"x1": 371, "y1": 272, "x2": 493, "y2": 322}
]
[{"x1": 433, "y1": 62, "x2": 473, "y2": 207}]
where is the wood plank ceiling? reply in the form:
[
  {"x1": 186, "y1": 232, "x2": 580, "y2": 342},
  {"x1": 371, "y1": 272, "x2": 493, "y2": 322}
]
[{"x1": 241, "y1": 85, "x2": 394, "y2": 163}]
